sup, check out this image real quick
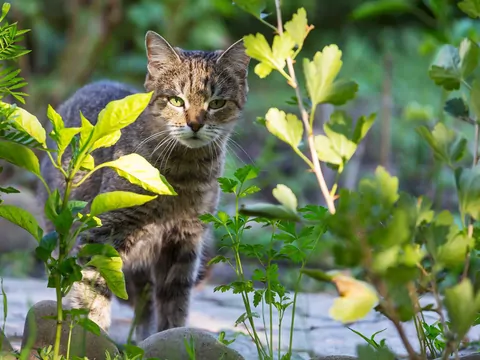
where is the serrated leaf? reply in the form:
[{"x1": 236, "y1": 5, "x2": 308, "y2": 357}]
[
  {"x1": 98, "y1": 154, "x2": 176, "y2": 195},
  {"x1": 456, "y1": 167, "x2": 480, "y2": 220},
  {"x1": 284, "y1": 8, "x2": 312, "y2": 48},
  {"x1": 272, "y1": 184, "x2": 297, "y2": 212},
  {"x1": 444, "y1": 98, "x2": 470, "y2": 121},
  {"x1": 0, "y1": 204, "x2": 43, "y2": 241},
  {"x1": 218, "y1": 177, "x2": 238, "y2": 193},
  {"x1": 232, "y1": 0, "x2": 266, "y2": 19},
  {"x1": 329, "y1": 274, "x2": 379, "y2": 323},
  {"x1": 265, "y1": 108, "x2": 303, "y2": 148},
  {"x1": 416, "y1": 123, "x2": 467, "y2": 166},
  {"x1": 314, "y1": 135, "x2": 343, "y2": 166},
  {"x1": 86, "y1": 255, "x2": 128, "y2": 300},
  {"x1": 0, "y1": 140, "x2": 40, "y2": 175},
  {"x1": 90, "y1": 92, "x2": 153, "y2": 146},
  {"x1": 458, "y1": 0, "x2": 480, "y2": 18},
  {"x1": 303, "y1": 45, "x2": 358, "y2": 106},
  {"x1": 90, "y1": 191, "x2": 157, "y2": 216},
  {"x1": 244, "y1": 33, "x2": 295, "y2": 79},
  {"x1": 428, "y1": 45, "x2": 461, "y2": 90},
  {"x1": 234, "y1": 165, "x2": 259, "y2": 183}
]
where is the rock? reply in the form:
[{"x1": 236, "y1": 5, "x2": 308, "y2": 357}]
[
  {"x1": 139, "y1": 327, "x2": 244, "y2": 360},
  {"x1": 0, "y1": 328, "x2": 16, "y2": 359},
  {"x1": 20, "y1": 300, "x2": 119, "y2": 360}
]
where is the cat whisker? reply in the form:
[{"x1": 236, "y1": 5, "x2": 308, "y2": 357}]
[
  {"x1": 135, "y1": 130, "x2": 170, "y2": 153},
  {"x1": 227, "y1": 137, "x2": 256, "y2": 166}
]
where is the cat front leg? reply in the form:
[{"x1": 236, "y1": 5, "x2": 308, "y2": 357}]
[
  {"x1": 66, "y1": 267, "x2": 113, "y2": 331},
  {"x1": 152, "y1": 226, "x2": 202, "y2": 332}
]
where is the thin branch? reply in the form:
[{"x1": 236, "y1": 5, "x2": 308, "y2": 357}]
[{"x1": 274, "y1": 0, "x2": 336, "y2": 214}]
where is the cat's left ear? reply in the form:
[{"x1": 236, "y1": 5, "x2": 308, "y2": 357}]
[{"x1": 216, "y1": 39, "x2": 250, "y2": 77}]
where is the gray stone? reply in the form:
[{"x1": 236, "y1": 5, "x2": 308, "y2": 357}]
[
  {"x1": 138, "y1": 327, "x2": 244, "y2": 360},
  {"x1": 20, "y1": 300, "x2": 119, "y2": 360}
]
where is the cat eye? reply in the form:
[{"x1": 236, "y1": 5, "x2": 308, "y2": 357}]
[
  {"x1": 208, "y1": 99, "x2": 226, "y2": 110},
  {"x1": 168, "y1": 96, "x2": 185, "y2": 107}
]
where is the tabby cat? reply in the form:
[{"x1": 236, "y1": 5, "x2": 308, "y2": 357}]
[{"x1": 38, "y1": 31, "x2": 250, "y2": 341}]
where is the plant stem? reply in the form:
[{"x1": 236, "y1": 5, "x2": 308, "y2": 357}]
[
  {"x1": 66, "y1": 320, "x2": 73, "y2": 360},
  {"x1": 273, "y1": 0, "x2": 336, "y2": 214},
  {"x1": 267, "y1": 223, "x2": 275, "y2": 358},
  {"x1": 288, "y1": 267, "x2": 303, "y2": 356}
]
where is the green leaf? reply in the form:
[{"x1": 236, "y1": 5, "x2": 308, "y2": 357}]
[
  {"x1": 47, "y1": 105, "x2": 64, "y2": 132},
  {"x1": 91, "y1": 92, "x2": 153, "y2": 146},
  {"x1": 8, "y1": 105, "x2": 46, "y2": 146},
  {"x1": 240, "y1": 185, "x2": 261, "y2": 198},
  {"x1": 92, "y1": 130, "x2": 121, "y2": 151},
  {"x1": 416, "y1": 123, "x2": 467, "y2": 166},
  {"x1": 272, "y1": 184, "x2": 297, "y2": 212},
  {"x1": 459, "y1": 38, "x2": 479, "y2": 79},
  {"x1": 79, "y1": 112, "x2": 94, "y2": 148},
  {"x1": 218, "y1": 177, "x2": 238, "y2": 193},
  {"x1": 232, "y1": 0, "x2": 266, "y2": 19},
  {"x1": 314, "y1": 135, "x2": 343, "y2": 166},
  {"x1": 0, "y1": 204, "x2": 43, "y2": 241},
  {"x1": 86, "y1": 255, "x2": 128, "y2": 300},
  {"x1": 428, "y1": 45, "x2": 461, "y2": 90},
  {"x1": 78, "y1": 243, "x2": 120, "y2": 258},
  {"x1": 303, "y1": 45, "x2": 358, "y2": 106},
  {"x1": 357, "y1": 345, "x2": 396, "y2": 360},
  {"x1": 351, "y1": 0, "x2": 413, "y2": 20},
  {"x1": 284, "y1": 8, "x2": 312, "y2": 48},
  {"x1": 301, "y1": 268, "x2": 333, "y2": 282},
  {"x1": 471, "y1": 78, "x2": 480, "y2": 120},
  {"x1": 265, "y1": 108, "x2": 303, "y2": 149},
  {"x1": 444, "y1": 98, "x2": 470, "y2": 121},
  {"x1": 53, "y1": 127, "x2": 81, "y2": 156},
  {"x1": 0, "y1": 186, "x2": 19, "y2": 194},
  {"x1": 456, "y1": 167, "x2": 480, "y2": 220},
  {"x1": 458, "y1": 0, "x2": 480, "y2": 18},
  {"x1": 352, "y1": 113, "x2": 376, "y2": 143},
  {"x1": 239, "y1": 203, "x2": 301, "y2": 222},
  {"x1": 444, "y1": 279, "x2": 480, "y2": 341},
  {"x1": 0, "y1": 141, "x2": 40, "y2": 176},
  {"x1": 234, "y1": 165, "x2": 259, "y2": 183},
  {"x1": 359, "y1": 166, "x2": 400, "y2": 208},
  {"x1": 244, "y1": 33, "x2": 295, "y2": 78},
  {"x1": 0, "y1": 3, "x2": 10, "y2": 23},
  {"x1": 80, "y1": 154, "x2": 95, "y2": 171},
  {"x1": 90, "y1": 191, "x2": 157, "y2": 216},
  {"x1": 77, "y1": 317, "x2": 101, "y2": 336},
  {"x1": 99, "y1": 154, "x2": 176, "y2": 195}
]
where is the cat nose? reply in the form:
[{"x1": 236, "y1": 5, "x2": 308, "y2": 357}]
[{"x1": 187, "y1": 121, "x2": 204, "y2": 132}]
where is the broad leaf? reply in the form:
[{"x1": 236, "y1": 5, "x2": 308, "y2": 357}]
[
  {"x1": 78, "y1": 243, "x2": 120, "y2": 258},
  {"x1": 459, "y1": 38, "x2": 479, "y2": 79},
  {"x1": 458, "y1": 0, "x2": 480, "y2": 18},
  {"x1": 444, "y1": 98, "x2": 470, "y2": 121},
  {"x1": 265, "y1": 108, "x2": 303, "y2": 148},
  {"x1": 99, "y1": 154, "x2": 176, "y2": 195},
  {"x1": 232, "y1": 0, "x2": 266, "y2": 20},
  {"x1": 303, "y1": 45, "x2": 358, "y2": 106},
  {"x1": 351, "y1": 0, "x2": 413, "y2": 20},
  {"x1": 272, "y1": 184, "x2": 297, "y2": 212},
  {"x1": 86, "y1": 255, "x2": 128, "y2": 300},
  {"x1": 444, "y1": 279, "x2": 480, "y2": 341},
  {"x1": 244, "y1": 33, "x2": 295, "y2": 78},
  {"x1": 429, "y1": 45, "x2": 461, "y2": 90},
  {"x1": 357, "y1": 345, "x2": 396, "y2": 360},
  {"x1": 79, "y1": 112, "x2": 94, "y2": 148},
  {"x1": 239, "y1": 203, "x2": 301, "y2": 222},
  {"x1": 284, "y1": 8, "x2": 312, "y2": 48},
  {"x1": 456, "y1": 167, "x2": 480, "y2": 220},
  {"x1": 90, "y1": 191, "x2": 157, "y2": 216},
  {"x1": 92, "y1": 130, "x2": 121, "y2": 151},
  {"x1": 80, "y1": 154, "x2": 95, "y2": 171},
  {"x1": 91, "y1": 92, "x2": 153, "y2": 145},
  {"x1": 0, "y1": 204, "x2": 43, "y2": 241},
  {"x1": 329, "y1": 274, "x2": 379, "y2": 323},
  {"x1": 47, "y1": 105, "x2": 64, "y2": 133},
  {"x1": 8, "y1": 105, "x2": 46, "y2": 146},
  {"x1": 52, "y1": 127, "x2": 80, "y2": 156},
  {"x1": 0, "y1": 141, "x2": 40, "y2": 176},
  {"x1": 416, "y1": 123, "x2": 467, "y2": 166}
]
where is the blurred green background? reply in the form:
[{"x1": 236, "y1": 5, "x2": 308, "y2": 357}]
[{"x1": 1, "y1": 0, "x2": 479, "y2": 282}]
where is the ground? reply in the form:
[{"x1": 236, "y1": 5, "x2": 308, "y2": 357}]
[{"x1": 1, "y1": 277, "x2": 480, "y2": 359}]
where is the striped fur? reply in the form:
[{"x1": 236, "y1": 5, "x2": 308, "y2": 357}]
[{"x1": 38, "y1": 31, "x2": 250, "y2": 341}]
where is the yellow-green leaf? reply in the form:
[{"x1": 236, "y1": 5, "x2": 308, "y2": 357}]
[
  {"x1": 314, "y1": 135, "x2": 343, "y2": 166},
  {"x1": 284, "y1": 8, "x2": 312, "y2": 48},
  {"x1": 54, "y1": 127, "x2": 80, "y2": 155},
  {"x1": 92, "y1": 130, "x2": 121, "y2": 151},
  {"x1": 265, "y1": 108, "x2": 303, "y2": 149},
  {"x1": 92, "y1": 92, "x2": 153, "y2": 144},
  {"x1": 303, "y1": 45, "x2": 358, "y2": 106},
  {"x1": 80, "y1": 154, "x2": 95, "y2": 171},
  {"x1": 86, "y1": 255, "x2": 128, "y2": 300},
  {"x1": 100, "y1": 154, "x2": 176, "y2": 195},
  {"x1": 9, "y1": 105, "x2": 46, "y2": 145},
  {"x1": 79, "y1": 112, "x2": 94, "y2": 149},
  {"x1": 90, "y1": 191, "x2": 157, "y2": 216},
  {"x1": 0, "y1": 204, "x2": 43, "y2": 241},
  {"x1": 329, "y1": 274, "x2": 378, "y2": 323},
  {"x1": 272, "y1": 184, "x2": 297, "y2": 212},
  {"x1": 458, "y1": 0, "x2": 480, "y2": 18},
  {"x1": 0, "y1": 141, "x2": 40, "y2": 176},
  {"x1": 47, "y1": 105, "x2": 64, "y2": 132}
]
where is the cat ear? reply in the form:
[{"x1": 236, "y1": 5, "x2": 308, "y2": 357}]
[
  {"x1": 216, "y1": 39, "x2": 250, "y2": 76},
  {"x1": 145, "y1": 31, "x2": 180, "y2": 76}
]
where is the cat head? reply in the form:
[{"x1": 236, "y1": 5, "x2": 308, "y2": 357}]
[{"x1": 144, "y1": 31, "x2": 250, "y2": 149}]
